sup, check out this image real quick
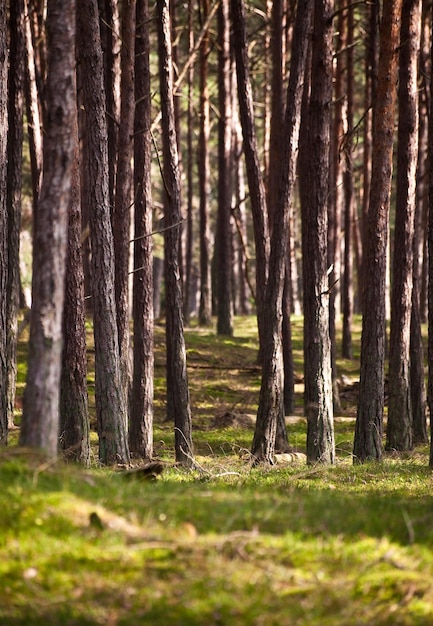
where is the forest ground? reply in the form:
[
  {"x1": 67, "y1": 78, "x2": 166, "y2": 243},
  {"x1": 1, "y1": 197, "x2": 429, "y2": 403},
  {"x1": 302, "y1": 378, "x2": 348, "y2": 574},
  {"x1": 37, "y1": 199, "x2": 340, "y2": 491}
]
[{"x1": 1, "y1": 315, "x2": 433, "y2": 625}]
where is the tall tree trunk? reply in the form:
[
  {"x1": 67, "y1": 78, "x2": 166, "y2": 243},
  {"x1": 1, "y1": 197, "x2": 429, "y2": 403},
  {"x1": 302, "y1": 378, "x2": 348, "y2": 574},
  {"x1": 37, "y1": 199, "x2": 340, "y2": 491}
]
[
  {"x1": 184, "y1": 0, "x2": 195, "y2": 325},
  {"x1": 157, "y1": 0, "x2": 194, "y2": 468},
  {"x1": 216, "y1": 0, "x2": 233, "y2": 337},
  {"x1": 268, "y1": 0, "x2": 295, "y2": 423},
  {"x1": 198, "y1": 0, "x2": 212, "y2": 327},
  {"x1": 301, "y1": 0, "x2": 335, "y2": 465},
  {"x1": 113, "y1": 0, "x2": 136, "y2": 401},
  {"x1": 99, "y1": 0, "x2": 120, "y2": 213},
  {"x1": 353, "y1": 0, "x2": 402, "y2": 463},
  {"x1": 328, "y1": 0, "x2": 345, "y2": 413},
  {"x1": 20, "y1": 0, "x2": 76, "y2": 458},
  {"x1": 411, "y1": 16, "x2": 429, "y2": 444},
  {"x1": 231, "y1": 0, "x2": 269, "y2": 351},
  {"x1": 130, "y1": 0, "x2": 154, "y2": 460},
  {"x1": 60, "y1": 105, "x2": 90, "y2": 465},
  {"x1": 358, "y1": 0, "x2": 379, "y2": 312},
  {"x1": 24, "y1": 0, "x2": 43, "y2": 217},
  {"x1": 0, "y1": 0, "x2": 8, "y2": 444},
  {"x1": 342, "y1": 0, "x2": 354, "y2": 359},
  {"x1": 251, "y1": 0, "x2": 313, "y2": 464},
  {"x1": 6, "y1": 0, "x2": 25, "y2": 431},
  {"x1": 78, "y1": 0, "x2": 130, "y2": 465},
  {"x1": 418, "y1": 4, "x2": 431, "y2": 324},
  {"x1": 386, "y1": 0, "x2": 421, "y2": 452},
  {"x1": 232, "y1": 111, "x2": 251, "y2": 315},
  {"x1": 428, "y1": 2, "x2": 433, "y2": 468}
]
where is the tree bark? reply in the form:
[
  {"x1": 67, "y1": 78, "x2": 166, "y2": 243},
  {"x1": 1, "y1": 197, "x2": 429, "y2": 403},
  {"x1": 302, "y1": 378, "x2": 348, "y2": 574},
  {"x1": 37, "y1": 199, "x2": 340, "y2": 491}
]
[
  {"x1": 20, "y1": 0, "x2": 76, "y2": 458},
  {"x1": 251, "y1": 0, "x2": 313, "y2": 464},
  {"x1": 301, "y1": 0, "x2": 335, "y2": 465},
  {"x1": 6, "y1": 0, "x2": 25, "y2": 431},
  {"x1": 24, "y1": 0, "x2": 43, "y2": 218},
  {"x1": 78, "y1": 0, "x2": 130, "y2": 465},
  {"x1": 157, "y1": 0, "x2": 194, "y2": 467},
  {"x1": 428, "y1": 3, "x2": 433, "y2": 468},
  {"x1": 231, "y1": 0, "x2": 269, "y2": 351},
  {"x1": 0, "y1": 0, "x2": 8, "y2": 444},
  {"x1": 386, "y1": 0, "x2": 421, "y2": 452},
  {"x1": 197, "y1": 0, "x2": 212, "y2": 327},
  {"x1": 113, "y1": 0, "x2": 136, "y2": 400},
  {"x1": 354, "y1": 0, "x2": 402, "y2": 463},
  {"x1": 342, "y1": 0, "x2": 354, "y2": 360},
  {"x1": 99, "y1": 0, "x2": 120, "y2": 213},
  {"x1": 60, "y1": 105, "x2": 90, "y2": 466},
  {"x1": 216, "y1": 0, "x2": 233, "y2": 337},
  {"x1": 184, "y1": 0, "x2": 195, "y2": 325},
  {"x1": 130, "y1": 0, "x2": 154, "y2": 460}
]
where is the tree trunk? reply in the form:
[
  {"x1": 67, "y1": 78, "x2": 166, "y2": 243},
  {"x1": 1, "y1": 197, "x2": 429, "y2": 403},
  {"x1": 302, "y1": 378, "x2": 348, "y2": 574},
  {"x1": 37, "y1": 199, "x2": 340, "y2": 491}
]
[
  {"x1": 78, "y1": 0, "x2": 130, "y2": 465},
  {"x1": 130, "y1": 0, "x2": 154, "y2": 460},
  {"x1": 354, "y1": 0, "x2": 402, "y2": 463},
  {"x1": 386, "y1": 0, "x2": 421, "y2": 452},
  {"x1": 428, "y1": 4, "x2": 433, "y2": 468},
  {"x1": 157, "y1": 0, "x2": 194, "y2": 468},
  {"x1": 342, "y1": 0, "x2": 354, "y2": 360},
  {"x1": 184, "y1": 0, "x2": 195, "y2": 325},
  {"x1": 301, "y1": 0, "x2": 335, "y2": 465},
  {"x1": 0, "y1": 0, "x2": 8, "y2": 444},
  {"x1": 198, "y1": 0, "x2": 212, "y2": 327},
  {"x1": 231, "y1": 0, "x2": 269, "y2": 351},
  {"x1": 20, "y1": 0, "x2": 75, "y2": 458},
  {"x1": 251, "y1": 0, "x2": 313, "y2": 464},
  {"x1": 113, "y1": 0, "x2": 136, "y2": 400},
  {"x1": 24, "y1": 0, "x2": 43, "y2": 217},
  {"x1": 99, "y1": 0, "x2": 120, "y2": 213},
  {"x1": 216, "y1": 0, "x2": 233, "y2": 337},
  {"x1": 358, "y1": 0, "x2": 379, "y2": 313},
  {"x1": 6, "y1": 0, "x2": 25, "y2": 431},
  {"x1": 60, "y1": 106, "x2": 90, "y2": 466}
]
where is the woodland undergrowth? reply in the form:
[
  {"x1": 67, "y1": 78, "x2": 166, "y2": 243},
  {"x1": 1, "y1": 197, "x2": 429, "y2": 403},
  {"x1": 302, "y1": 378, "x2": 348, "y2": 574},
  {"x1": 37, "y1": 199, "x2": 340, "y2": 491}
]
[{"x1": 2, "y1": 315, "x2": 433, "y2": 625}]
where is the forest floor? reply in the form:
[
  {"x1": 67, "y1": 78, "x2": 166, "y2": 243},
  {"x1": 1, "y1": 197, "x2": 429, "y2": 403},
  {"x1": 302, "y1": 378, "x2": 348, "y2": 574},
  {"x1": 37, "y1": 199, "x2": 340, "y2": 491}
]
[{"x1": 2, "y1": 315, "x2": 433, "y2": 625}]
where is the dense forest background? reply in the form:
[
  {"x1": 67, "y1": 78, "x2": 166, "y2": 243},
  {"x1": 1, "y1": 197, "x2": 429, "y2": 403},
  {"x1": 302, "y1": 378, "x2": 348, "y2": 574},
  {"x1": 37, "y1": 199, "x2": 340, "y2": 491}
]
[{"x1": 1, "y1": 0, "x2": 432, "y2": 468}]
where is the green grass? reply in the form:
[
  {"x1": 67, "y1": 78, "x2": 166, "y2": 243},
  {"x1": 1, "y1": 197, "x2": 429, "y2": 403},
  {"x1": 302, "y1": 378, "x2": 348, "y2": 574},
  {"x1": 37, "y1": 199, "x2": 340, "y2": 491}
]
[{"x1": 3, "y1": 314, "x2": 433, "y2": 625}]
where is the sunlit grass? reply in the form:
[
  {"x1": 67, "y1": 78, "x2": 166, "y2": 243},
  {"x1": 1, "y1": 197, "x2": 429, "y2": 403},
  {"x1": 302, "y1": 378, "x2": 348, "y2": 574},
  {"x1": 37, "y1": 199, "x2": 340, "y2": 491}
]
[{"x1": 4, "y1": 314, "x2": 433, "y2": 625}]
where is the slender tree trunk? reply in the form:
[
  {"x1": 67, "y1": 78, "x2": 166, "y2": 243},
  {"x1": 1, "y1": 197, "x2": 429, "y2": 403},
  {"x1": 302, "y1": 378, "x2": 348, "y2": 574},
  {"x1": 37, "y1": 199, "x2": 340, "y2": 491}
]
[
  {"x1": 157, "y1": 0, "x2": 194, "y2": 467},
  {"x1": 184, "y1": 0, "x2": 195, "y2": 325},
  {"x1": 0, "y1": 0, "x2": 8, "y2": 444},
  {"x1": 342, "y1": 0, "x2": 354, "y2": 360},
  {"x1": 216, "y1": 0, "x2": 233, "y2": 337},
  {"x1": 78, "y1": 0, "x2": 130, "y2": 465},
  {"x1": 6, "y1": 0, "x2": 25, "y2": 431},
  {"x1": 130, "y1": 0, "x2": 154, "y2": 460},
  {"x1": 99, "y1": 0, "x2": 120, "y2": 213},
  {"x1": 354, "y1": 0, "x2": 402, "y2": 463},
  {"x1": 411, "y1": 24, "x2": 428, "y2": 444},
  {"x1": 282, "y1": 262, "x2": 295, "y2": 417},
  {"x1": 24, "y1": 0, "x2": 43, "y2": 217},
  {"x1": 428, "y1": 2, "x2": 433, "y2": 468},
  {"x1": 113, "y1": 0, "x2": 136, "y2": 401},
  {"x1": 251, "y1": 0, "x2": 313, "y2": 464},
  {"x1": 328, "y1": 0, "x2": 345, "y2": 413},
  {"x1": 231, "y1": 0, "x2": 269, "y2": 351},
  {"x1": 301, "y1": 0, "x2": 335, "y2": 465},
  {"x1": 60, "y1": 106, "x2": 90, "y2": 465},
  {"x1": 418, "y1": 4, "x2": 431, "y2": 324},
  {"x1": 358, "y1": 0, "x2": 379, "y2": 312},
  {"x1": 386, "y1": 0, "x2": 421, "y2": 452},
  {"x1": 198, "y1": 0, "x2": 212, "y2": 327},
  {"x1": 20, "y1": 0, "x2": 76, "y2": 458}
]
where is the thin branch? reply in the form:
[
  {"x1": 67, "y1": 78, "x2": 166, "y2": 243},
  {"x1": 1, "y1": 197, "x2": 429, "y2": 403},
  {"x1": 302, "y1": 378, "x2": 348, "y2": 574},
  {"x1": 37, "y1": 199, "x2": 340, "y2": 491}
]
[{"x1": 151, "y1": 0, "x2": 221, "y2": 132}]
